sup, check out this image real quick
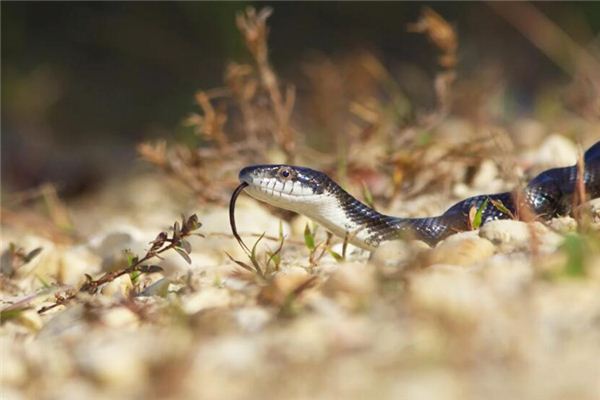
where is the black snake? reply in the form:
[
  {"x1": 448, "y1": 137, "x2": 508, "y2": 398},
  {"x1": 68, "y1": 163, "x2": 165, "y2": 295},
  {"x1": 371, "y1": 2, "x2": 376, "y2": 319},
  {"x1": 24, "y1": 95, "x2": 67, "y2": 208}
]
[{"x1": 232, "y1": 140, "x2": 600, "y2": 250}]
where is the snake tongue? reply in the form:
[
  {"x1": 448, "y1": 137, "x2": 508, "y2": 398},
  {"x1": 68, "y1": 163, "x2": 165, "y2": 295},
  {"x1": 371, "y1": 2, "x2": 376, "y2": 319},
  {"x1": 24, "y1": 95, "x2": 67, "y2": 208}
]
[{"x1": 229, "y1": 182, "x2": 250, "y2": 252}]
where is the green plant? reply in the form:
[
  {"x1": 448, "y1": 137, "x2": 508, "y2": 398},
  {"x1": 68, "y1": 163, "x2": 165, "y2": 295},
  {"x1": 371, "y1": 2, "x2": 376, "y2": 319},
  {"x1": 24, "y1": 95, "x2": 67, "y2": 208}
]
[
  {"x1": 226, "y1": 230, "x2": 285, "y2": 281},
  {"x1": 468, "y1": 197, "x2": 489, "y2": 230}
]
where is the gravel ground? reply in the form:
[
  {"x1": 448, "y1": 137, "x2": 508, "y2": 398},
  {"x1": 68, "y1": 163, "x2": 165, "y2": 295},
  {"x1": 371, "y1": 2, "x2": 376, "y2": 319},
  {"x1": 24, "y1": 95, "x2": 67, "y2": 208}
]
[{"x1": 2, "y1": 133, "x2": 600, "y2": 400}]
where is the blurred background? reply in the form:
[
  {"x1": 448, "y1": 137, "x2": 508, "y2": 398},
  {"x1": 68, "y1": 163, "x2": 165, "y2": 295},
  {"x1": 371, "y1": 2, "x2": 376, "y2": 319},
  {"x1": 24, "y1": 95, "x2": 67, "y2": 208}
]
[{"x1": 3, "y1": 2, "x2": 600, "y2": 197}]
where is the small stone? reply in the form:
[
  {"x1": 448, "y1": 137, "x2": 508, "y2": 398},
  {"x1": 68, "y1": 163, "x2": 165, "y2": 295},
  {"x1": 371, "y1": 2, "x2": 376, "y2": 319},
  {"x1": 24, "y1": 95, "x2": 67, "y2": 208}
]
[
  {"x1": 587, "y1": 198, "x2": 600, "y2": 221},
  {"x1": 390, "y1": 370, "x2": 464, "y2": 400},
  {"x1": 305, "y1": 293, "x2": 345, "y2": 319},
  {"x1": 370, "y1": 240, "x2": 429, "y2": 269},
  {"x1": 271, "y1": 316, "x2": 328, "y2": 362},
  {"x1": 0, "y1": 388, "x2": 25, "y2": 400},
  {"x1": 482, "y1": 254, "x2": 534, "y2": 297},
  {"x1": 424, "y1": 233, "x2": 495, "y2": 267},
  {"x1": 100, "y1": 274, "x2": 133, "y2": 299},
  {"x1": 323, "y1": 262, "x2": 375, "y2": 297},
  {"x1": 0, "y1": 338, "x2": 28, "y2": 386},
  {"x1": 101, "y1": 307, "x2": 139, "y2": 328},
  {"x1": 192, "y1": 336, "x2": 261, "y2": 373},
  {"x1": 257, "y1": 271, "x2": 315, "y2": 307},
  {"x1": 181, "y1": 287, "x2": 230, "y2": 314},
  {"x1": 480, "y1": 220, "x2": 529, "y2": 246},
  {"x1": 479, "y1": 220, "x2": 563, "y2": 253},
  {"x1": 59, "y1": 246, "x2": 102, "y2": 286},
  {"x1": 234, "y1": 307, "x2": 272, "y2": 333},
  {"x1": 322, "y1": 263, "x2": 375, "y2": 311},
  {"x1": 440, "y1": 230, "x2": 480, "y2": 243},
  {"x1": 75, "y1": 337, "x2": 146, "y2": 390},
  {"x1": 409, "y1": 264, "x2": 494, "y2": 320},
  {"x1": 548, "y1": 217, "x2": 577, "y2": 233},
  {"x1": 52, "y1": 381, "x2": 101, "y2": 400},
  {"x1": 328, "y1": 316, "x2": 371, "y2": 351}
]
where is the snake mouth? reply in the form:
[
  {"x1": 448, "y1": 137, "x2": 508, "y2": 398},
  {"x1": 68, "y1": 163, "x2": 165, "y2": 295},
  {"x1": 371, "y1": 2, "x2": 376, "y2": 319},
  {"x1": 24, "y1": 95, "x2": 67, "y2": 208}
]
[
  {"x1": 239, "y1": 166, "x2": 319, "y2": 199},
  {"x1": 249, "y1": 178, "x2": 317, "y2": 199}
]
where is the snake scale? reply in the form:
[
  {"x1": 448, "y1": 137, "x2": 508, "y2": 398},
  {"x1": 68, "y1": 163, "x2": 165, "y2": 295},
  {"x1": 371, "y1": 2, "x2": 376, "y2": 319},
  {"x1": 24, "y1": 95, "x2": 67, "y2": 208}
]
[{"x1": 232, "y1": 140, "x2": 600, "y2": 250}]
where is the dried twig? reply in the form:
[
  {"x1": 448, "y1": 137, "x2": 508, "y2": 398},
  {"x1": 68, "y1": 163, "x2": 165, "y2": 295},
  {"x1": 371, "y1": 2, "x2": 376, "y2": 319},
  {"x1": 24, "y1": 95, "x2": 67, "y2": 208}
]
[
  {"x1": 38, "y1": 215, "x2": 203, "y2": 314},
  {"x1": 137, "y1": 141, "x2": 241, "y2": 204},
  {"x1": 186, "y1": 92, "x2": 230, "y2": 151},
  {"x1": 408, "y1": 7, "x2": 457, "y2": 121},
  {"x1": 236, "y1": 7, "x2": 296, "y2": 160}
]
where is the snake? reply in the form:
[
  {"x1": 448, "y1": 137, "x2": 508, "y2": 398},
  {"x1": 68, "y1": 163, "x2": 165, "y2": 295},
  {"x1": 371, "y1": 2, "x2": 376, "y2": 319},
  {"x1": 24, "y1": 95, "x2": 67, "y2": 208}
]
[{"x1": 231, "y1": 140, "x2": 600, "y2": 251}]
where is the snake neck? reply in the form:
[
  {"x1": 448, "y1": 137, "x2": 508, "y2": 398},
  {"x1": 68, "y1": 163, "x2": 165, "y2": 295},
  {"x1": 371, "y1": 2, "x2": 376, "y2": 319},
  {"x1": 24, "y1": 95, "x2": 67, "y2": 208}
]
[
  {"x1": 312, "y1": 182, "x2": 456, "y2": 250},
  {"x1": 286, "y1": 182, "x2": 396, "y2": 250},
  {"x1": 297, "y1": 179, "x2": 467, "y2": 249}
]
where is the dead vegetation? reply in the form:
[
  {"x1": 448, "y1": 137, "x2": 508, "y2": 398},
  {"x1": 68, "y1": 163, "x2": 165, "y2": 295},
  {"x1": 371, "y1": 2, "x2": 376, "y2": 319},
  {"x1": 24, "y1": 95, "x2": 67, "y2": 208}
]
[{"x1": 137, "y1": 7, "x2": 482, "y2": 209}]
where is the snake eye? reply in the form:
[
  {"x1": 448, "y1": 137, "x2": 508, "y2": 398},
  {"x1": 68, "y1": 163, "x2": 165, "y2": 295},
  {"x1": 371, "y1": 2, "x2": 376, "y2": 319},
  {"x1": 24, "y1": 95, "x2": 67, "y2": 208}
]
[{"x1": 278, "y1": 167, "x2": 292, "y2": 179}]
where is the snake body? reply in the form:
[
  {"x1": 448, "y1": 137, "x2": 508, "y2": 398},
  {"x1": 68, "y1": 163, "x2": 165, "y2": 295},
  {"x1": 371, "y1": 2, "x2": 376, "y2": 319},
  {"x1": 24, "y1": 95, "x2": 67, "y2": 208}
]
[{"x1": 237, "y1": 141, "x2": 600, "y2": 250}]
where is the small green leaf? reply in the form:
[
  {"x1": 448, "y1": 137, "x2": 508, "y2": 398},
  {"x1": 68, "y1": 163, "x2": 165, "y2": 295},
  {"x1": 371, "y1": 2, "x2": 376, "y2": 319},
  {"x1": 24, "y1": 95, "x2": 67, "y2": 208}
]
[
  {"x1": 327, "y1": 249, "x2": 343, "y2": 262},
  {"x1": 124, "y1": 250, "x2": 138, "y2": 266},
  {"x1": 24, "y1": 247, "x2": 43, "y2": 263},
  {"x1": 1, "y1": 308, "x2": 28, "y2": 324},
  {"x1": 267, "y1": 231, "x2": 285, "y2": 271},
  {"x1": 130, "y1": 270, "x2": 142, "y2": 284},
  {"x1": 251, "y1": 233, "x2": 265, "y2": 257},
  {"x1": 150, "y1": 232, "x2": 168, "y2": 249},
  {"x1": 35, "y1": 274, "x2": 51, "y2": 288},
  {"x1": 225, "y1": 252, "x2": 254, "y2": 272},
  {"x1": 249, "y1": 234, "x2": 265, "y2": 275},
  {"x1": 186, "y1": 214, "x2": 201, "y2": 231},
  {"x1": 267, "y1": 251, "x2": 281, "y2": 269},
  {"x1": 490, "y1": 198, "x2": 513, "y2": 218},
  {"x1": 140, "y1": 265, "x2": 164, "y2": 274},
  {"x1": 174, "y1": 247, "x2": 192, "y2": 264},
  {"x1": 304, "y1": 224, "x2": 315, "y2": 251},
  {"x1": 181, "y1": 239, "x2": 192, "y2": 254},
  {"x1": 472, "y1": 198, "x2": 489, "y2": 229}
]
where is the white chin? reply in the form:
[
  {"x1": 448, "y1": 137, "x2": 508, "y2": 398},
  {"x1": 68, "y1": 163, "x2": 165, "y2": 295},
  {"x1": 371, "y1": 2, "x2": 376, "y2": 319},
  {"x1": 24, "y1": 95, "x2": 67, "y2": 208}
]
[
  {"x1": 244, "y1": 186, "x2": 302, "y2": 212},
  {"x1": 244, "y1": 186, "x2": 376, "y2": 251}
]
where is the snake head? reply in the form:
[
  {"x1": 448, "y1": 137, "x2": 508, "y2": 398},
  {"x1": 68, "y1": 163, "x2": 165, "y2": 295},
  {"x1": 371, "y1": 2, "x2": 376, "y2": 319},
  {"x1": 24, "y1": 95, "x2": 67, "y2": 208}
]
[
  {"x1": 238, "y1": 164, "x2": 332, "y2": 210},
  {"x1": 237, "y1": 164, "x2": 396, "y2": 251}
]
